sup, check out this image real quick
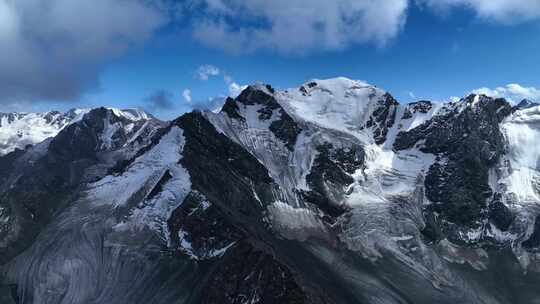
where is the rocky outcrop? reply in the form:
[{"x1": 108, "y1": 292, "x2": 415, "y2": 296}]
[
  {"x1": 233, "y1": 85, "x2": 302, "y2": 150},
  {"x1": 401, "y1": 100, "x2": 432, "y2": 119},
  {"x1": 394, "y1": 95, "x2": 513, "y2": 243},
  {"x1": 302, "y1": 143, "x2": 363, "y2": 217},
  {"x1": 200, "y1": 241, "x2": 309, "y2": 304},
  {"x1": 366, "y1": 93, "x2": 399, "y2": 145}
]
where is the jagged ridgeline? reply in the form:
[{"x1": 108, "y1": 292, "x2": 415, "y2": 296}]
[{"x1": 1, "y1": 78, "x2": 540, "y2": 304}]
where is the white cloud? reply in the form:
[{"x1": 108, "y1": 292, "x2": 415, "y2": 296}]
[
  {"x1": 228, "y1": 82, "x2": 248, "y2": 98},
  {"x1": 182, "y1": 89, "x2": 192, "y2": 103},
  {"x1": 198, "y1": 66, "x2": 246, "y2": 97},
  {"x1": 417, "y1": 0, "x2": 540, "y2": 23},
  {"x1": 196, "y1": 64, "x2": 221, "y2": 80},
  {"x1": 189, "y1": 0, "x2": 540, "y2": 55},
  {"x1": 223, "y1": 74, "x2": 233, "y2": 84},
  {"x1": 222, "y1": 70, "x2": 247, "y2": 97},
  {"x1": 471, "y1": 83, "x2": 540, "y2": 103},
  {"x1": 0, "y1": 0, "x2": 166, "y2": 103},
  {"x1": 191, "y1": 0, "x2": 409, "y2": 54}
]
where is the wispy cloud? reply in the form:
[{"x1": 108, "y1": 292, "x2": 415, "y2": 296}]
[
  {"x1": 417, "y1": 0, "x2": 540, "y2": 23},
  {"x1": 227, "y1": 82, "x2": 248, "y2": 98},
  {"x1": 182, "y1": 89, "x2": 192, "y2": 103},
  {"x1": 144, "y1": 89, "x2": 175, "y2": 110},
  {"x1": 194, "y1": 65, "x2": 247, "y2": 98},
  {"x1": 471, "y1": 83, "x2": 540, "y2": 103},
  {"x1": 222, "y1": 72, "x2": 247, "y2": 98},
  {"x1": 196, "y1": 64, "x2": 221, "y2": 80}
]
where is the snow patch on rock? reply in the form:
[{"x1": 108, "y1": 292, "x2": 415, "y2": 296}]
[{"x1": 89, "y1": 126, "x2": 191, "y2": 241}]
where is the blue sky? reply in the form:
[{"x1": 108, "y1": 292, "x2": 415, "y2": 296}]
[{"x1": 1, "y1": 0, "x2": 540, "y2": 119}]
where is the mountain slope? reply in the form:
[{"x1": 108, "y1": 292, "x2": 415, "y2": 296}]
[{"x1": 1, "y1": 78, "x2": 540, "y2": 304}]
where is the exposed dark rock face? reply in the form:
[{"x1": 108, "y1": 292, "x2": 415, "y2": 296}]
[
  {"x1": 523, "y1": 214, "x2": 540, "y2": 251},
  {"x1": 0, "y1": 149, "x2": 25, "y2": 185},
  {"x1": 516, "y1": 99, "x2": 540, "y2": 110},
  {"x1": 175, "y1": 112, "x2": 276, "y2": 223},
  {"x1": 0, "y1": 284, "x2": 18, "y2": 304},
  {"x1": 302, "y1": 143, "x2": 364, "y2": 217},
  {"x1": 48, "y1": 108, "x2": 105, "y2": 160},
  {"x1": 169, "y1": 112, "x2": 329, "y2": 301},
  {"x1": 421, "y1": 211, "x2": 444, "y2": 243},
  {"x1": 237, "y1": 86, "x2": 278, "y2": 108},
  {"x1": 394, "y1": 95, "x2": 512, "y2": 153},
  {"x1": 395, "y1": 95, "x2": 513, "y2": 243},
  {"x1": 402, "y1": 100, "x2": 433, "y2": 119},
  {"x1": 221, "y1": 97, "x2": 245, "y2": 121},
  {"x1": 201, "y1": 241, "x2": 309, "y2": 304},
  {"x1": 366, "y1": 93, "x2": 399, "y2": 144},
  {"x1": 268, "y1": 112, "x2": 302, "y2": 151},
  {"x1": 168, "y1": 191, "x2": 244, "y2": 259},
  {"x1": 488, "y1": 194, "x2": 514, "y2": 231},
  {"x1": 226, "y1": 85, "x2": 302, "y2": 150},
  {"x1": 0, "y1": 113, "x2": 19, "y2": 126}
]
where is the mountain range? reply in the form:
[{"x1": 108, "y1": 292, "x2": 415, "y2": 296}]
[{"x1": 1, "y1": 77, "x2": 540, "y2": 304}]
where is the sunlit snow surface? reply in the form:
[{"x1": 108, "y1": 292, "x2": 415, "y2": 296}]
[
  {"x1": 279, "y1": 77, "x2": 384, "y2": 143},
  {"x1": 0, "y1": 111, "x2": 82, "y2": 155},
  {"x1": 499, "y1": 106, "x2": 540, "y2": 203}
]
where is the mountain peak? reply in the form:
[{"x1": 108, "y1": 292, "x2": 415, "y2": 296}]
[
  {"x1": 0, "y1": 107, "x2": 155, "y2": 156},
  {"x1": 108, "y1": 107, "x2": 154, "y2": 121},
  {"x1": 517, "y1": 98, "x2": 540, "y2": 109}
]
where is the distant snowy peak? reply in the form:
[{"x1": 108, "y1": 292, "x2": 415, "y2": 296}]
[
  {"x1": 76, "y1": 107, "x2": 159, "y2": 151},
  {"x1": 108, "y1": 108, "x2": 153, "y2": 121},
  {"x1": 278, "y1": 78, "x2": 388, "y2": 135},
  {"x1": 0, "y1": 107, "x2": 154, "y2": 155},
  {"x1": 236, "y1": 77, "x2": 396, "y2": 147},
  {"x1": 517, "y1": 98, "x2": 540, "y2": 110},
  {"x1": 0, "y1": 110, "x2": 80, "y2": 155}
]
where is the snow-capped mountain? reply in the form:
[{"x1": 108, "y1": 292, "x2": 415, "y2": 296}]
[
  {"x1": 1, "y1": 78, "x2": 540, "y2": 304},
  {"x1": 0, "y1": 108, "x2": 153, "y2": 155},
  {"x1": 0, "y1": 110, "x2": 81, "y2": 155}
]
